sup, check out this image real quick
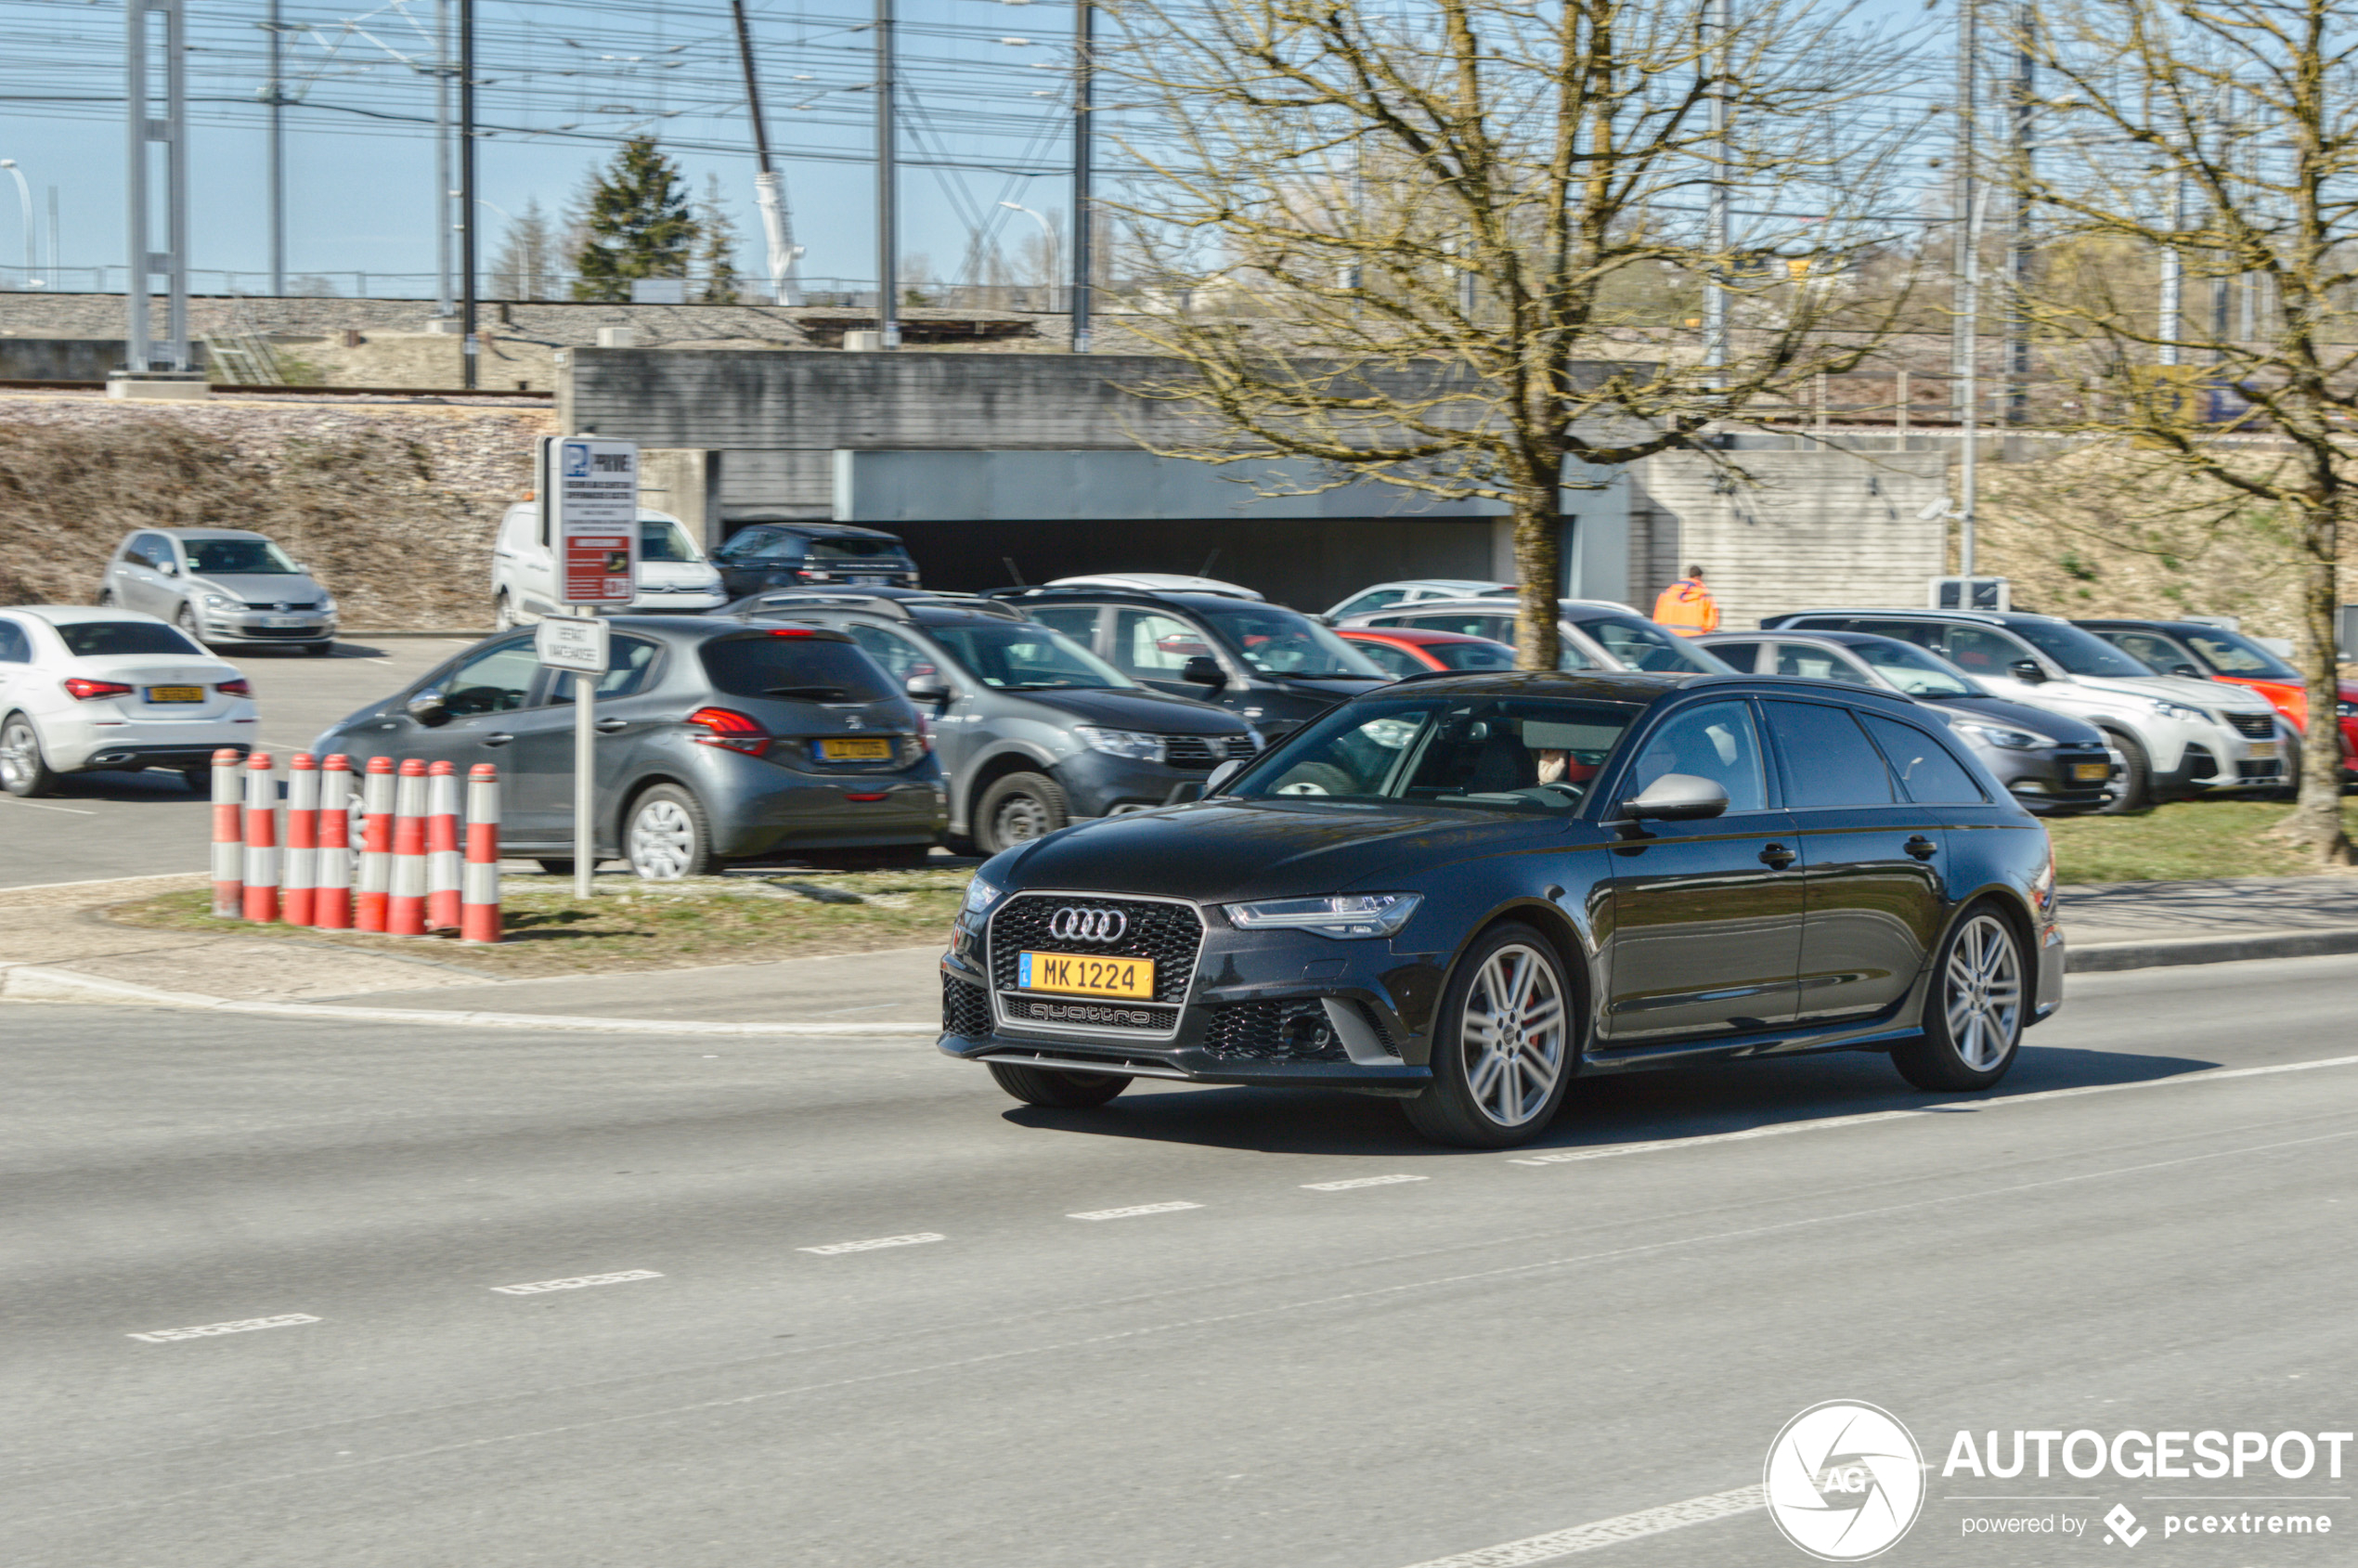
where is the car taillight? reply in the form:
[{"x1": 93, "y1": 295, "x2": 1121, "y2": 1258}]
[
  {"x1": 765, "y1": 628, "x2": 818, "y2": 638},
  {"x1": 913, "y1": 709, "x2": 934, "y2": 754},
  {"x1": 217, "y1": 678, "x2": 253, "y2": 697},
  {"x1": 63, "y1": 678, "x2": 134, "y2": 701},
  {"x1": 686, "y1": 706, "x2": 770, "y2": 756}
]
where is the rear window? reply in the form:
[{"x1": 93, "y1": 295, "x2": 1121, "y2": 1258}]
[
  {"x1": 698, "y1": 633, "x2": 893, "y2": 703},
  {"x1": 806, "y1": 537, "x2": 914, "y2": 568},
  {"x1": 57, "y1": 621, "x2": 205, "y2": 657}
]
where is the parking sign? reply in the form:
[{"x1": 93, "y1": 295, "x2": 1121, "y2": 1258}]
[{"x1": 553, "y1": 437, "x2": 640, "y2": 606}]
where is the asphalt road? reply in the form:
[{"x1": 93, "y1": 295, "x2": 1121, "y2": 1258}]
[
  {"x1": 7, "y1": 954, "x2": 2356, "y2": 1567},
  {"x1": 0, "y1": 640, "x2": 469, "y2": 888}
]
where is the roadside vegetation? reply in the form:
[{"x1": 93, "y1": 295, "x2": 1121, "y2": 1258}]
[{"x1": 2048, "y1": 800, "x2": 2358, "y2": 886}]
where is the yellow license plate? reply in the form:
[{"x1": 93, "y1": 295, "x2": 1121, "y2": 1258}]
[
  {"x1": 146, "y1": 685, "x2": 204, "y2": 703},
  {"x1": 1018, "y1": 952, "x2": 1156, "y2": 1000},
  {"x1": 818, "y1": 737, "x2": 892, "y2": 761},
  {"x1": 2246, "y1": 740, "x2": 2277, "y2": 758},
  {"x1": 2073, "y1": 761, "x2": 2111, "y2": 782}
]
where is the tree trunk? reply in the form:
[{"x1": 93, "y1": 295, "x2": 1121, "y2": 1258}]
[
  {"x1": 2287, "y1": 518, "x2": 2352, "y2": 865},
  {"x1": 1509, "y1": 496, "x2": 1561, "y2": 671}
]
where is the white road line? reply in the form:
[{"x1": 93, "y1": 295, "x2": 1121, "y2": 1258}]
[
  {"x1": 126, "y1": 1314, "x2": 319, "y2": 1344},
  {"x1": 0, "y1": 798, "x2": 97, "y2": 815},
  {"x1": 1509, "y1": 1050, "x2": 2358, "y2": 1167},
  {"x1": 1394, "y1": 1485, "x2": 1766, "y2": 1567},
  {"x1": 488, "y1": 1269, "x2": 663, "y2": 1296},
  {"x1": 797, "y1": 1233, "x2": 945, "y2": 1256},
  {"x1": 1303, "y1": 1173, "x2": 1430, "y2": 1191},
  {"x1": 1069, "y1": 1201, "x2": 1203, "y2": 1221}
]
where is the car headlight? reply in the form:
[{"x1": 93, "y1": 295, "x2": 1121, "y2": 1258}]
[
  {"x1": 317, "y1": 596, "x2": 337, "y2": 614},
  {"x1": 1224, "y1": 892, "x2": 1422, "y2": 939},
  {"x1": 961, "y1": 875, "x2": 1003, "y2": 918},
  {"x1": 2148, "y1": 698, "x2": 2209, "y2": 723},
  {"x1": 201, "y1": 593, "x2": 236, "y2": 610},
  {"x1": 1955, "y1": 721, "x2": 2050, "y2": 751},
  {"x1": 1073, "y1": 725, "x2": 1167, "y2": 764}
]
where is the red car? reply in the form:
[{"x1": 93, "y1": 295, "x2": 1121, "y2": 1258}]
[
  {"x1": 2079, "y1": 618, "x2": 2357, "y2": 782},
  {"x1": 1337, "y1": 626, "x2": 1520, "y2": 678}
]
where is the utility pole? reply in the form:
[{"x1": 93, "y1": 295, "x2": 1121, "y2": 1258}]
[
  {"x1": 2003, "y1": 0, "x2": 2032, "y2": 426},
  {"x1": 124, "y1": 0, "x2": 189, "y2": 374},
  {"x1": 1950, "y1": 0, "x2": 1976, "y2": 414},
  {"x1": 2157, "y1": 165, "x2": 2183, "y2": 367},
  {"x1": 459, "y1": 0, "x2": 478, "y2": 387},
  {"x1": 266, "y1": 0, "x2": 285, "y2": 295},
  {"x1": 1960, "y1": 187, "x2": 1989, "y2": 577},
  {"x1": 1070, "y1": 0, "x2": 1094, "y2": 353},
  {"x1": 732, "y1": 0, "x2": 805, "y2": 306},
  {"x1": 435, "y1": 0, "x2": 453, "y2": 315},
  {"x1": 1702, "y1": 0, "x2": 1729, "y2": 383},
  {"x1": 874, "y1": 0, "x2": 899, "y2": 348}
]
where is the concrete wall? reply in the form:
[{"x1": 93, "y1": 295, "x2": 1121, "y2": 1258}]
[{"x1": 0, "y1": 339, "x2": 205, "y2": 381}]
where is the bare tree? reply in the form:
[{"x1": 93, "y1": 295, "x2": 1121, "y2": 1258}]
[
  {"x1": 491, "y1": 199, "x2": 562, "y2": 302},
  {"x1": 1100, "y1": 0, "x2": 1925, "y2": 667},
  {"x1": 2003, "y1": 0, "x2": 2354, "y2": 863}
]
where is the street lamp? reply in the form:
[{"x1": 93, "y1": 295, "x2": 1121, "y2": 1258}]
[
  {"x1": 998, "y1": 200, "x2": 1058, "y2": 310},
  {"x1": 0, "y1": 161, "x2": 34, "y2": 289}
]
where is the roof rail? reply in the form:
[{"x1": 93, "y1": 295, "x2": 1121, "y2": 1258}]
[{"x1": 732, "y1": 590, "x2": 1024, "y2": 623}]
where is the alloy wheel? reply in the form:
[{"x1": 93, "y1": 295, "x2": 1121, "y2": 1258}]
[
  {"x1": 992, "y1": 792, "x2": 1052, "y2": 845},
  {"x1": 1942, "y1": 914, "x2": 2022, "y2": 1071},
  {"x1": 628, "y1": 798, "x2": 698, "y2": 879},
  {"x1": 0, "y1": 719, "x2": 38, "y2": 792},
  {"x1": 1457, "y1": 942, "x2": 1569, "y2": 1128}
]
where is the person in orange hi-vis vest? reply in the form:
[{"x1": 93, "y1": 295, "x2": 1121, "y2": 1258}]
[{"x1": 1652, "y1": 564, "x2": 1720, "y2": 635}]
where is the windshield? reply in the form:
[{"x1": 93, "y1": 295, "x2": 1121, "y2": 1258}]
[
  {"x1": 1574, "y1": 613, "x2": 1733, "y2": 674},
  {"x1": 58, "y1": 620, "x2": 207, "y2": 657},
  {"x1": 1230, "y1": 695, "x2": 1635, "y2": 813},
  {"x1": 807, "y1": 537, "x2": 914, "y2": 568},
  {"x1": 640, "y1": 519, "x2": 706, "y2": 564},
  {"x1": 2009, "y1": 619, "x2": 2156, "y2": 679},
  {"x1": 184, "y1": 538, "x2": 300, "y2": 576},
  {"x1": 1849, "y1": 638, "x2": 1978, "y2": 697},
  {"x1": 1196, "y1": 603, "x2": 1386, "y2": 678},
  {"x1": 2183, "y1": 628, "x2": 2300, "y2": 680},
  {"x1": 927, "y1": 622, "x2": 1134, "y2": 690}
]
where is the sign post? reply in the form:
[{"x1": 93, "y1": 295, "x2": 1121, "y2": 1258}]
[{"x1": 539, "y1": 435, "x2": 638, "y2": 898}]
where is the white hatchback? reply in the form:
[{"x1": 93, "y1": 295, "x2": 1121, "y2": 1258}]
[{"x1": 0, "y1": 606, "x2": 256, "y2": 796}]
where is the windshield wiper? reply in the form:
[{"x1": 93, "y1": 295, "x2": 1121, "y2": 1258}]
[{"x1": 762, "y1": 685, "x2": 850, "y2": 700}]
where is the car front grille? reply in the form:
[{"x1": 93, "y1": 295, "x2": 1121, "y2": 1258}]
[
  {"x1": 1204, "y1": 1000, "x2": 1350, "y2": 1063},
  {"x1": 999, "y1": 994, "x2": 1182, "y2": 1033},
  {"x1": 987, "y1": 893, "x2": 1203, "y2": 1035},
  {"x1": 237, "y1": 626, "x2": 326, "y2": 638},
  {"x1": 1163, "y1": 734, "x2": 1260, "y2": 771},
  {"x1": 942, "y1": 974, "x2": 993, "y2": 1039},
  {"x1": 241, "y1": 600, "x2": 319, "y2": 611},
  {"x1": 2225, "y1": 710, "x2": 2276, "y2": 739}
]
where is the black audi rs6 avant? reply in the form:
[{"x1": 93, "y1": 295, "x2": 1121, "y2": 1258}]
[{"x1": 938, "y1": 670, "x2": 2066, "y2": 1147}]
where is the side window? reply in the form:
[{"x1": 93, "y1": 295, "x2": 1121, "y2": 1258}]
[
  {"x1": 1762, "y1": 700, "x2": 1897, "y2": 808},
  {"x1": 1348, "y1": 639, "x2": 1424, "y2": 678},
  {"x1": 1772, "y1": 643, "x2": 1872, "y2": 685},
  {"x1": 1113, "y1": 609, "x2": 1211, "y2": 677},
  {"x1": 0, "y1": 618, "x2": 29, "y2": 663},
  {"x1": 1026, "y1": 604, "x2": 1101, "y2": 646},
  {"x1": 2099, "y1": 630, "x2": 2182, "y2": 673},
  {"x1": 1940, "y1": 627, "x2": 2029, "y2": 676},
  {"x1": 132, "y1": 533, "x2": 171, "y2": 569},
  {"x1": 1400, "y1": 612, "x2": 1513, "y2": 641},
  {"x1": 1841, "y1": 618, "x2": 1942, "y2": 654},
  {"x1": 1336, "y1": 589, "x2": 1408, "y2": 618},
  {"x1": 440, "y1": 638, "x2": 540, "y2": 717},
  {"x1": 547, "y1": 635, "x2": 660, "y2": 703},
  {"x1": 1706, "y1": 640, "x2": 1765, "y2": 672},
  {"x1": 1860, "y1": 713, "x2": 1987, "y2": 805},
  {"x1": 1626, "y1": 700, "x2": 1768, "y2": 813},
  {"x1": 843, "y1": 623, "x2": 935, "y2": 683}
]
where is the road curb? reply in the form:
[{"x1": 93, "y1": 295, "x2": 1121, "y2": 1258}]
[
  {"x1": 0, "y1": 963, "x2": 940, "y2": 1037},
  {"x1": 2068, "y1": 928, "x2": 2358, "y2": 973}
]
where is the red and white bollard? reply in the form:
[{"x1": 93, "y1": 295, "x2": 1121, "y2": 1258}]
[
  {"x1": 460, "y1": 763, "x2": 501, "y2": 944},
  {"x1": 314, "y1": 754, "x2": 354, "y2": 931},
  {"x1": 210, "y1": 748, "x2": 244, "y2": 917},
  {"x1": 241, "y1": 752, "x2": 279, "y2": 924},
  {"x1": 356, "y1": 756, "x2": 395, "y2": 933},
  {"x1": 388, "y1": 758, "x2": 430, "y2": 938},
  {"x1": 282, "y1": 753, "x2": 319, "y2": 928},
  {"x1": 425, "y1": 759, "x2": 463, "y2": 932}
]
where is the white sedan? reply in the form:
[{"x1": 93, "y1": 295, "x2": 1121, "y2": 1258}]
[{"x1": 0, "y1": 605, "x2": 257, "y2": 797}]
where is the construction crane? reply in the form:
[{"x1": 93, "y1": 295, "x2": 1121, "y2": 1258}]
[{"x1": 730, "y1": 0, "x2": 804, "y2": 307}]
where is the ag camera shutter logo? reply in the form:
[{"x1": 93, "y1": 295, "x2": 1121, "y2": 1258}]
[{"x1": 1765, "y1": 1401, "x2": 1926, "y2": 1561}]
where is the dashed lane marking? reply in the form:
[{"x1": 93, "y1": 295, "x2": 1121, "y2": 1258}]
[
  {"x1": 1393, "y1": 1484, "x2": 1766, "y2": 1566},
  {"x1": 1069, "y1": 1201, "x2": 1203, "y2": 1221},
  {"x1": 798, "y1": 1233, "x2": 945, "y2": 1256},
  {"x1": 126, "y1": 1314, "x2": 319, "y2": 1344},
  {"x1": 489, "y1": 1269, "x2": 663, "y2": 1296},
  {"x1": 1302, "y1": 1173, "x2": 1430, "y2": 1191}
]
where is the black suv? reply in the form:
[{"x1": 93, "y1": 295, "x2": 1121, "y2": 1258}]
[
  {"x1": 987, "y1": 586, "x2": 1390, "y2": 744},
  {"x1": 725, "y1": 590, "x2": 1262, "y2": 854},
  {"x1": 710, "y1": 522, "x2": 919, "y2": 599}
]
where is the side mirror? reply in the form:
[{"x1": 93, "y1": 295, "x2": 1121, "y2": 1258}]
[
  {"x1": 2007, "y1": 659, "x2": 2050, "y2": 685},
  {"x1": 2170, "y1": 663, "x2": 2203, "y2": 680},
  {"x1": 405, "y1": 687, "x2": 450, "y2": 726},
  {"x1": 1204, "y1": 758, "x2": 1243, "y2": 794},
  {"x1": 159, "y1": 561, "x2": 178, "y2": 577},
  {"x1": 1182, "y1": 654, "x2": 1226, "y2": 689},
  {"x1": 1623, "y1": 772, "x2": 1730, "y2": 823},
  {"x1": 904, "y1": 672, "x2": 951, "y2": 706}
]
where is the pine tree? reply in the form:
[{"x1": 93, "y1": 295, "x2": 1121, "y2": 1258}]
[
  {"x1": 569, "y1": 136, "x2": 697, "y2": 303},
  {"x1": 491, "y1": 199, "x2": 560, "y2": 300},
  {"x1": 694, "y1": 175, "x2": 743, "y2": 305}
]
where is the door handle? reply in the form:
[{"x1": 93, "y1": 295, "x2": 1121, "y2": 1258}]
[
  {"x1": 595, "y1": 717, "x2": 628, "y2": 733},
  {"x1": 1905, "y1": 835, "x2": 1939, "y2": 861},
  {"x1": 482, "y1": 732, "x2": 514, "y2": 747},
  {"x1": 1758, "y1": 844, "x2": 1796, "y2": 870}
]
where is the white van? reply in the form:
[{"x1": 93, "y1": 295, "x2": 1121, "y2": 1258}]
[{"x1": 492, "y1": 503, "x2": 729, "y2": 628}]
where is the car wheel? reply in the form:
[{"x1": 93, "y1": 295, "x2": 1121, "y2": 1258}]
[
  {"x1": 1892, "y1": 903, "x2": 2026, "y2": 1092},
  {"x1": 2097, "y1": 731, "x2": 2150, "y2": 814},
  {"x1": 986, "y1": 1061, "x2": 1130, "y2": 1108},
  {"x1": 975, "y1": 771, "x2": 1068, "y2": 854},
  {"x1": 1, "y1": 714, "x2": 61, "y2": 797},
  {"x1": 95, "y1": 588, "x2": 116, "y2": 607},
  {"x1": 626, "y1": 784, "x2": 717, "y2": 879},
  {"x1": 1403, "y1": 922, "x2": 1575, "y2": 1148},
  {"x1": 494, "y1": 592, "x2": 517, "y2": 632},
  {"x1": 174, "y1": 603, "x2": 210, "y2": 649}
]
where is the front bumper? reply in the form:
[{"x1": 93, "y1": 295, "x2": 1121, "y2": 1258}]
[
  {"x1": 199, "y1": 612, "x2": 336, "y2": 643},
  {"x1": 1054, "y1": 748, "x2": 1245, "y2": 819},
  {"x1": 1982, "y1": 744, "x2": 2115, "y2": 815}
]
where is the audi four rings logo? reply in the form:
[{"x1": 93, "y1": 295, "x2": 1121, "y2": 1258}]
[{"x1": 1049, "y1": 908, "x2": 1128, "y2": 942}]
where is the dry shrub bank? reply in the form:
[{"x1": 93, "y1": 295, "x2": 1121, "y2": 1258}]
[{"x1": 0, "y1": 395, "x2": 553, "y2": 627}]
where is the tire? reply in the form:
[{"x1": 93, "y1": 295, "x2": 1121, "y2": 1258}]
[
  {"x1": 535, "y1": 858, "x2": 577, "y2": 876},
  {"x1": 494, "y1": 592, "x2": 517, "y2": 632},
  {"x1": 0, "y1": 713, "x2": 61, "y2": 798},
  {"x1": 1403, "y1": 922, "x2": 1575, "y2": 1148},
  {"x1": 625, "y1": 784, "x2": 719, "y2": 879},
  {"x1": 1892, "y1": 902, "x2": 2027, "y2": 1092},
  {"x1": 304, "y1": 640, "x2": 334, "y2": 658},
  {"x1": 974, "y1": 771, "x2": 1068, "y2": 854},
  {"x1": 987, "y1": 1060, "x2": 1130, "y2": 1108},
  {"x1": 174, "y1": 603, "x2": 210, "y2": 649},
  {"x1": 2096, "y1": 730, "x2": 2150, "y2": 814},
  {"x1": 95, "y1": 588, "x2": 116, "y2": 607}
]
